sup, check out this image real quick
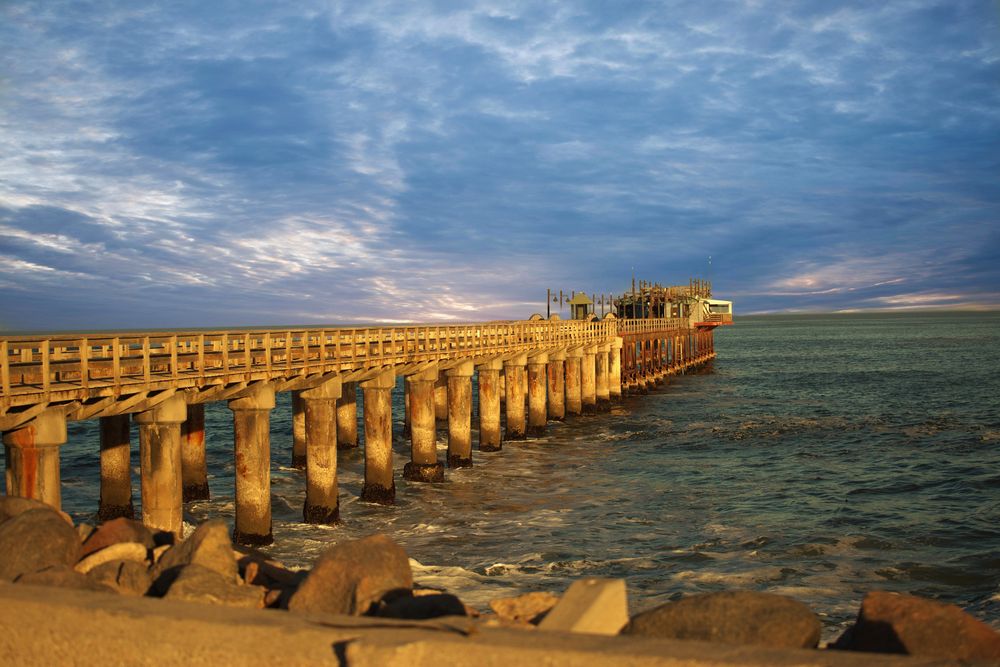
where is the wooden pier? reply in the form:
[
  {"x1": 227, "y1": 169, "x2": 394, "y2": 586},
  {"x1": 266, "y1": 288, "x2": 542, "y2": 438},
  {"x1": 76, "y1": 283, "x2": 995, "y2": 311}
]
[{"x1": 0, "y1": 285, "x2": 729, "y2": 545}]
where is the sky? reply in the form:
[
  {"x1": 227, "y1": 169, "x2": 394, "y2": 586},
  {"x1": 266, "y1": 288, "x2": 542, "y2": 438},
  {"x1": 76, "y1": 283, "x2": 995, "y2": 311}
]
[{"x1": 1, "y1": 1, "x2": 999, "y2": 330}]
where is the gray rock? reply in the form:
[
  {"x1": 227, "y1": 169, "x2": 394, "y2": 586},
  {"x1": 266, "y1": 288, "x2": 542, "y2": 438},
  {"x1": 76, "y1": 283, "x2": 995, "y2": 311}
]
[
  {"x1": 376, "y1": 593, "x2": 468, "y2": 620},
  {"x1": 164, "y1": 564, "x2": 265, "y2": 609},
  {"x1": 87, "y1": 560, "x2": 153, "y2": 596},
  {"x1": 0, "y1": 508, "x2": 80, "y2": 582},
  {"x1": 15, "y1": 565, "x2": 115, "y2": 593},
  {"x1": 831, "y1": 591, "x2": 1000, "y2": 661},
  {"x1": 623, "y1": 590, "x2": 822, "y2": 649},
  {"x1": 152, "y1": 520, "x2": 237, "y2": 593},
  {"x1": 80, "y1": 517, "x2": 154, "y2": 559},
  {"x1": 287, "y1": 534, "x2": 412, "y2": 616}
]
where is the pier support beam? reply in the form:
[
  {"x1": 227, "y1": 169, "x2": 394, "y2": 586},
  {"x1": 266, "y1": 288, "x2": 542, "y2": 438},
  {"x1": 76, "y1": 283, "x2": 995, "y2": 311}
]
[
  {"x1": 301, "y1": 376, "x2": 342, "y2": 524},
  {"x1": 403, "y1": 367, "x2": 443, "y2": 482},
  {"x1": 291, "y1": 390, "x2": 306, "y2": 468},
  {"x1": 228, "y1": 383, "x2": 275, "y2": 546},
  {"x1": 336, "y1": 382, "x2": 358, "y2": 450},
  {"x1": 565, "y1": 347, "x2": 583, "y2": 416},
  {"x1": 610, "y1": 338, "x2": 623, "y2": 399},
  {"x1": 547, "y1": 350, "x2": 566, "y2": 421},
  {"x1": 434, "y1": 375, "x2": 448, "y2": 424},
  {"x1": 135, "y1": 395, "x2": 187, "y2": 537},
  {"x1": 527, "y1": 353, "x2": 548, "y2": 437},
  {"x1": 447, "y1": 361, "x2": 474, "y2": 467},
  {"x1": 595, "y1": 343, "x2": 610, "y2": 411},
  {"x1": 361, "y1": 369, "x2": 395, "y2": 505},
  {"x1": 180, "y1": 404, "x2": 210, "y2": 502},
  {"x1": 504, "y1": 354, "x2": 527, "y2": 440},
  {"x1": 582, "y1": 345, "x2": 598, "y2": 413},
  {"x1": 3, "y1": 408, "x2": 67, "y2": 510},
  {"x1": 98, "y1": 414, "x2": 134, "y2": 520},
  {"x1": 477, "y1": 359, "x2": 503, "y2": 452}
]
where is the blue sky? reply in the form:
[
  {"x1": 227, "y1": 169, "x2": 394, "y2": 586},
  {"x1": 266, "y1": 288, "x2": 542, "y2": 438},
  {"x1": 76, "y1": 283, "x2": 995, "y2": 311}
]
[{"x1": 1, "y1": 1, "x2": 998, "y2": 330}]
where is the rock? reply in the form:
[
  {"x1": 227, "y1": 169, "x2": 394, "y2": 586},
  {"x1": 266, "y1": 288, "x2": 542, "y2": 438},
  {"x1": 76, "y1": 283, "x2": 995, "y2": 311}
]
[
  {"x1": 623, "y1": 590, "x2": 821, "y2": 649},
  {"x1": 164, "y1": 564, "x2": 265, "y2": 609},
  {"x1": 538, "y1": 578, "x2": 629, "y2": 636},
  {"x1": 0, "y1": 508, "x2": 80, "y2": 582},
  {"x1": 832, "y1": 591, "x2": 1000, "y2": 661},
  {"x1": 76, "y1": 523, "x2": 95, "y2": 543},
  {"x1": 152, "y1": 544, "x2": 170, "y2": 564},
  {"x1": 376, "y1": 593, "x2": 468, "y2": 620},
  {"x1": 287, "y1": 534, "x2": 412, "y2": 616},
  {"x1": 151, "y1": 520, "x2": 237, "y2": 592},
  {"x1": 0, "y1": 496, "x2": 73, "y2": 526},
  {"x1": 75, "y1": 542, "x2": 148, "y2": 574},
  {"x1": 87, "y1": 560, "x2": 152, "y2": 596},
  {"x1": 235, "y1": 549, "x2": 302, "y2": 589},
  {"x1": 15, "y1": 565, "x2": 115, "y2": 593},
  {"x1": 80, "y1": 517, "x2": 154, "y2": 559},
  {"x1": 490, "y1": 591, "x2": 560, "y2": 624}
]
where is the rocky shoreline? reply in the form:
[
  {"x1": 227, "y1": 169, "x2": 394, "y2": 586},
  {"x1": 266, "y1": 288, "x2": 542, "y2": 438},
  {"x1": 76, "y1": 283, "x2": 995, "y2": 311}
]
[{"x1": 2, "y1": 498, "x2": 999, "y2": 664}]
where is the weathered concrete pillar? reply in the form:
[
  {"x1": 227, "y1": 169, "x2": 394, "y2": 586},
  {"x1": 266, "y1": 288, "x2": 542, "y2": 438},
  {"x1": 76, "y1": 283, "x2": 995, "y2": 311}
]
[
  {"x1": 403, "y1": 367, "x2": 443, "y2": 482},
  {"x1": 595, "y1": 343, "x2": 610, "y2": 410},
  {"x1": 228, "y1": 383, "x2": 276, "y2": 546},
  {"x1": 360, "y1": 369, "x2": 395, "y2": 504},
  {"x1": 301, "y1": 376, "x2": 342, "y2": 524},
  {"x1": 527, "y1": 353, "x2": 548, "y2": 437},
  {"x1": 3, "y1": 408, "x2": 67, "y2": 510},
  {"x1": 447, "y1": 360, "x2": 474, "y2": 467},
  {"x1": 565, "y1": 347, "x2": 583, "y2": 416},
  {"x1": 403, "y1": 380, "x2": 411, "y2": 438},
  {"x1": 503, "y1": 353, "x2": 527, "y2": 440},
  {"x1": 610, "y1": 338, "x2": 623, "y2": 399},
  {"x1": 581, "y1": 345, "x2": 598, "y2": 413},
  {"x1": 434, "y1": 375, "x2": 448, "y2": 423},
  {"x1": 477, "y1": 359, "x2": 503, "y2": 452},
  {"x1": 134, "y1": 395, "x2": 187, "y2": 537},
  {"x1": 98, "y1": 414, "x2": 134, "y2": 520},
  {"x1": 180, "y1": 403, "x2": 210, "y2": 502},
  {"x1": 547, "y1": 350, "x2": 566, "y2": 421},
  {"x1": 336, "y1": 382, "x2": 358, "y2": 450},
  {"x1": 291, "y1": 390, "x2": 306, "y2": 468}
]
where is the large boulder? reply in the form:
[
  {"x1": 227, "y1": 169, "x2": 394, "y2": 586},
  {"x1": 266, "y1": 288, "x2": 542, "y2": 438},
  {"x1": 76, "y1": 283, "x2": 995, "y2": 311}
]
[
  {"x1": 151, "y1": 520, "x2": 237, "y2": 592},
  {"x1": 80, "y1": 517, "x2": 154, "y2": 559},
  {"x1": 490, "y1": 591, "x2": 560, "y2": 624},
  {"x1": 15, "y1": 565, "x2": 115, "y2": 593},
  {"x1": 87, "y1": 560, "x2": 152, "y2": 596},
  {"x1": 287, "y1": 534, "x2": 412, "y2": 616},
  {"x1": 623, "y1": 590, "x2": 822, "y2": 649},
  {"x1": 0, "y1": 508, "x2": 80, "y2": 581},
  {"x1": 76, "y1": 542, "x2": 148, "y2": 574},
  {"x1": 832, "y1": 591, "x2": 1000, "y2": 661},
  {"x1": 164, "y1": 564, "x2": 265, "y2": 609},
  {"x1": 0, "y1": 497, "x2": 62, "y2": 525}
]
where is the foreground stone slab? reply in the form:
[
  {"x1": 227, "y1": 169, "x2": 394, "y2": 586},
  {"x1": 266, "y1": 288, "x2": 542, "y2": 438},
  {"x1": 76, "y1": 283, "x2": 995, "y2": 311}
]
[
  {"x1": 833, "y1": 591, "x2": 1000, "y2": 661},
  {"x1": 0, "y1": 582, "x2": 951, "y2": 667},
  {"x1": 538, "y1": 578, "x2": 629, "y2": 636},
  {"x1": 624, "y1": 590, "x2": 822, "y2": 649}
]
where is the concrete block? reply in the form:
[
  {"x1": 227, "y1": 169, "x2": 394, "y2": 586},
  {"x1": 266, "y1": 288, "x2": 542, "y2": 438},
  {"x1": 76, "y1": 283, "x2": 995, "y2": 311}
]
[{"x1": 538, "y1": 577, "x2": 629, "y2": 636}]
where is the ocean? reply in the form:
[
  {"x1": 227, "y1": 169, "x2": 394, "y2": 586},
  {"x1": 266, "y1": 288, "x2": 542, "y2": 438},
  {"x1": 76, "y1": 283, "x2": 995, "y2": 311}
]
[{"x1": 20, "y1": 311, "x2": 1000, "y2": 640}]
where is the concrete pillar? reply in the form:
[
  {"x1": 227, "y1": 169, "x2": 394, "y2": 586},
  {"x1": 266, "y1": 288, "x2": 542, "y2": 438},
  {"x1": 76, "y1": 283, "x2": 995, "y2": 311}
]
[
  {"x1": 503, "y1": 353, "x2": 527, "y2": 440},
  {"x1": 180, "y1": 403, "x2": 210, "y2": 502},
  {"x1": 610, "y1": 338, "x2": 623, "y2": 399},
  {"x1": 477, "y1": 359, "x2": 503, "y2": 452},
  {"x1": 447, "y1": 360, "x2": 474, "y2": 467},
  {"x1": 565, "y1": 347, "x2": 583, "y2": 416},
  {"x1": 581, "y1": 345, "x2": 598, "y2": 413},
  {"x1": 98, "y1": 414, "x2": 134, "y2": 520},
  {"x1": 403, "y1": 380, "x2": 411, "y2": 438},
  {"x1": 301, "y1": 376, "x2": 342, "y2": 524},
  {"x1": 547, "y1": 350, "x2": 566, "y2": 421},
  {"x1": 291, "y1": 390, "x2": 306, "y2": 468},
  {"x1": 403, "y1": 367, "x2": 443, "y2": 482},
  {"x1": 228, "y1": 383, "x2": 275, "y2": 546},
  {"x1": 434, "y1": 375, "x2": 448, "y2": 423},
  {"x1": 361, "y1": 369, "x2": 395, "y2": 505},
  {"x1": 595, "y1": 343, "x2": 610, "y2": 410},
  {"x1": 336, "y1": 382, "x2": 358, "y2": 450},
  {"x1": 3, "y1": 408, "x2": 67, "y2": 510},
  {"x1": 134, "y1": 395, "x2": 187, "y2": 537},
  {"x1": 527, "y1": 353, "x2": 548, "y2": 437}
]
